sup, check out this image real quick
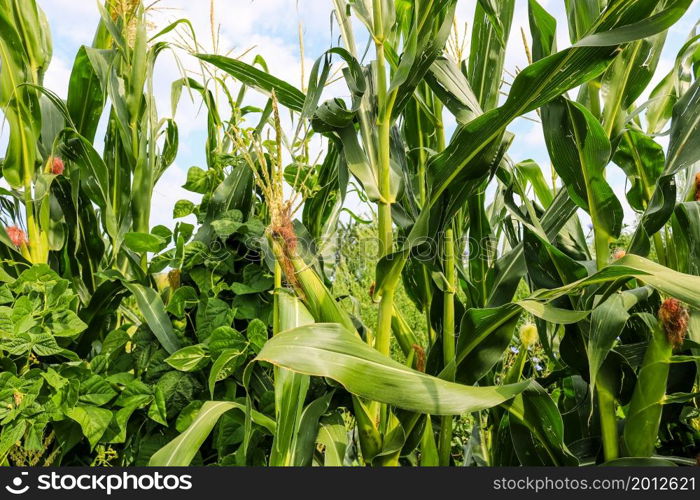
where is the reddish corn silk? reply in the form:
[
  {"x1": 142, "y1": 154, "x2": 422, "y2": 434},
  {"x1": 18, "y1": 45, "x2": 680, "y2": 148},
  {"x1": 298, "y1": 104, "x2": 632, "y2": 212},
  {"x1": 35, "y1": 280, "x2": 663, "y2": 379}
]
[
  {"x1": 51, "y1": 156, "x2": 65, "y2": 175},
  {"x1": 695, "y1": 172, "x2": 700, "y2": 202},
  {"x1": 658, "y1": 298, "x2": 689, "y2": 349},
  {"x1": 612, "y1": 248, "x2": 626, "y2": 260},
  {"x1": 6, "y1": 226, "x2": 28, "y2": 247}
]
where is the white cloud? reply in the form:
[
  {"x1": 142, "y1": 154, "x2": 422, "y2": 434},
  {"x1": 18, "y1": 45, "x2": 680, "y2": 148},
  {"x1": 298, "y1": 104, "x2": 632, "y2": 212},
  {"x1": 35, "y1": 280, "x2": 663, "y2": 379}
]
[
  {"x1": 43, "y1": 55, "x2": 72, "y2": 99},
  {"x1": 151, "y1": 163, "x2": 200, "y2": 229},
  {"x1": 4, "y1": 0, "x2": 700, "y2": 232}
]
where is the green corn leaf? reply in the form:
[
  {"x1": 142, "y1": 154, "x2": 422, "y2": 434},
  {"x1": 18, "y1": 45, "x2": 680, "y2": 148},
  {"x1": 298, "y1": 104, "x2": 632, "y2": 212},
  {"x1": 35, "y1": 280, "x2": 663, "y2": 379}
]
[
  {"x1": 502, "y1": 382, "x2": 579, "y2": 466},
  {"x1": 528, "y1": 0, "x2": 557, "y2": 61},
  {"x1": 613, "y1": 130, "x2": 665, "y2": 211},
  {"x1": 66, "y1": 46, "x2": 112, "y2": 142},
  {"x1": 256, "y1": 322, "x2": 530, "y2": 416},
  {"x1": 377, "y1": 0, "x2": 671, "y2": 297},
  {"x1": 574, "y1": 0, "x2": 693, "y2": 47},
  {"x1": 455, "y1": 303, "x2": 521, "y2": 384},
  {"x1": 631, "y1": 77, "x2": 700, "y2": 254},
  {"x1": 148, "y1": 401, "x2": 276, "y2": 466},
  {"x1": 541, "y1": 98, "x2": 623, "y2": 252},
  {"x1": 122, "y1": 282, "x2": 181, "y2": 355},
  {"x1": 624, "y1": 322, "x2": 673, "y2": 457},
  {"x1": 316, "y1": 413, "x2": 348, "y2": 466},
  {"x1": 270, "y1": 292, "x2": 315, "y2": 466},
  {"x1": 468, "y1": 0, "x2": 515, "y2": 111},
  {"x1": 539, "y1": 255, "x2": 700, "y2": 309},
  {"x1": 587, "y1": 288, "x2": 652, "y2": 391},
  {"x1": 515, "y1": 160, "x2": 555, "y2": 208},
  {"x1": 196, "y1": 54, "x2": 305, "y2": 113}
]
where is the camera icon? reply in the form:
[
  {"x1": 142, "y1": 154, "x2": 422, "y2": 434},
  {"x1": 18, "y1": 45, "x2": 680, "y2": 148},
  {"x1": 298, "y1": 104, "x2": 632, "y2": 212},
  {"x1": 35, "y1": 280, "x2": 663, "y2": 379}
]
[{"x1": 5, "y1": 471, "x2": 30, "y2": 495}]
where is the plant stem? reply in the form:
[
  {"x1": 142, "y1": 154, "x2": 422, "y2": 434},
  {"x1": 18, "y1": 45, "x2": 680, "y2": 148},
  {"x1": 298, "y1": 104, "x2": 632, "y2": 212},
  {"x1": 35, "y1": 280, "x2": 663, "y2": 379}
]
[
  {"x1": 596, "y1": 370, "x2": 619, "y2": 462},
  {"x1": 273, "y1": 260, "x2": 282, "y2": 335},
  {"x1": 416, "y1": 92, "x2": 435, "y2": 344},
  {"x1": 373, "y1": 0, "x2": 395, "y2": 358},
  {"x1": 438, "y1": 228, "x2": 456, "y2": 465},
  {"x1": 624, "y1": 131, "x2": 667, "y2": 266}
]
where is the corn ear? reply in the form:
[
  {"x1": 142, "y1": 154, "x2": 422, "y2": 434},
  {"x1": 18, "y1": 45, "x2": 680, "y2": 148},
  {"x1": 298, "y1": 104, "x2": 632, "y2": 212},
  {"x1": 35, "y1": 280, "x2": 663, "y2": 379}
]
[
  {"x1": 623, "y1": 322, "x2": 672, "y2": 457},
  {"x1": 352, "y1": 396, "x2": 382, "y2": 462},
  {"x1": 270, "y1": 292, "x2": 314, "y2": 466},
  {"x1": 269, "y1": 234, "x2": 356, "y2": 333}
]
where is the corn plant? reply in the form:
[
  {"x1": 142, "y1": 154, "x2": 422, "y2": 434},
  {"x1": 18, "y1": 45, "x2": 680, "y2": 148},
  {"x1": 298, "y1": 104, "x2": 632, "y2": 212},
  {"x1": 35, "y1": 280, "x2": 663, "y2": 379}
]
[
  {"x1": 2, "y1": 0, "x2": 700, "y2": 467},
  {"x1": 166, "y1": 0, "x2": 700, "y2": 467}
]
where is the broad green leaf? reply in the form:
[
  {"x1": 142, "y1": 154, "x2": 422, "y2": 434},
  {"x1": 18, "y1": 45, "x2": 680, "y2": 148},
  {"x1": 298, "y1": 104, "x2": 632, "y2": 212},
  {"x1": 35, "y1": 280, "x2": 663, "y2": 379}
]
[
  {"x1": 66, "y1": 405, "x2": 113, "y2": 449},
  {"x1": 316, "y1": 413, "x2": 348, "y2": 466},
  {"x1": 147, "y1": 387, "x2": 168, "y2": 426},
  {"x1": 173, "y1": 200, "x2": 196, "y2": 219},
  {"x1": 270, "y1": 293, "x2": 315, "y2": 466},
  {"x1": 468, "y1": 0, "x2": 515, "y2": 111},
  {"x1": 182, "y1": 166, "x2": 211, "y2": 194},
  {"x1": 46, "y1": 309, "x2": 87, "y2": 338},
  {"x1": 632, "y1": 78, "x2": 700, "y2": 254},
  {"x1": 79, "y1": 375, "x2": 117, "y2": 406},
  {"x1": 208, "y1": 326, "x2": 247, "y2": 359},
  {"x1": 165, "y1": 345, "x2": 210, "y2": 372},
  {"x1": 587, "y1": 288, "x2": 652, "y2": 390},
  {"x1": 167, "y1": 286, "x2": 198, "y2": 318},
  {"x1": 123, "y1": 282, "x2": 181, "y2": 354},
  {"x1": 502, "y1": 382, "x2": 579, "y2": 466},
  {"x1": 196, "y1": 54, "x2": 305, "y2": 113},
  {"x1": 257, "y1": 323, "x2": 529, "y2": 415},
  {"x1": 102, "y1": 406, "x2": 137, "y2": 444},
  {"x1": 528, "y1": 0, "x2": 557, "y2": 61},
  {"x1": 156, "y1": 372, "x2": 202, "y2": 420},
  {"x1": 124, "y1": 232, "x2": 167, "y2": 253},
  {"x1": 207, "y1": 348, "x2": 247, "y2": 398},
  {"x1": 3, "y1": 332, "x2": 62, "y2": 357},
  {"x1": 574, "y1": 0, "x2": 693, "y2": 47},
  {"x1": 148, "y1": 401, "x2": 275, "y2": 466},
  {"x1": 247, "y1": 319, "x2": 268, "y2": 353},
  {"x1": 542, "y1": 98, "x2": 623, "y2": 255}
]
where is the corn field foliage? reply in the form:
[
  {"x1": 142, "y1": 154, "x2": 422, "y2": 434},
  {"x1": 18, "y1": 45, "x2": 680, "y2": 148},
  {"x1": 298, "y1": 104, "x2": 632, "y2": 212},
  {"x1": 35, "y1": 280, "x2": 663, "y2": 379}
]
[{"x1": 1, "y1": 0, "x2": 700, "y2": 467}]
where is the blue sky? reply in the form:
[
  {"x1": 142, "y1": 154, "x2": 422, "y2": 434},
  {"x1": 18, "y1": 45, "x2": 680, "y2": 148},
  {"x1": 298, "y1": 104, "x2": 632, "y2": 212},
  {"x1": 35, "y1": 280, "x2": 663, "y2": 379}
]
[{"x1": 2, "y1": 0, "x2": 699, "y2": 231}]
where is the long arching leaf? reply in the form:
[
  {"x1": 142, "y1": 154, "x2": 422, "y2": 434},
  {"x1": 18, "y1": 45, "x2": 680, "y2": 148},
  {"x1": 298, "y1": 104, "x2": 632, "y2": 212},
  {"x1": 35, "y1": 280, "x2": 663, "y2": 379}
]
[{"x1": 256, "y1": 323, "x2": 530, "y2": 416}]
